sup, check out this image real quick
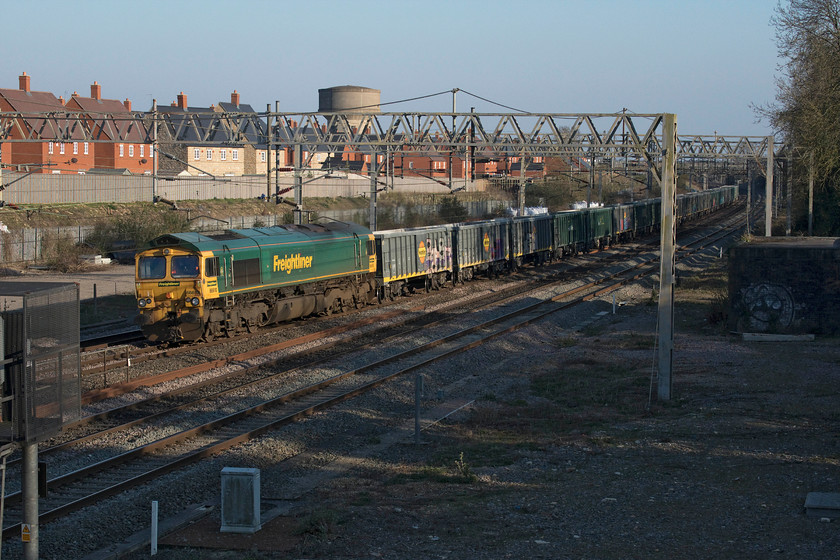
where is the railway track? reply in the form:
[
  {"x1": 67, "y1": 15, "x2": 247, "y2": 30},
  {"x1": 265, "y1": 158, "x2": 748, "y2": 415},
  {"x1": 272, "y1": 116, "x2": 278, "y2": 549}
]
[
  {"x1": 0, "y1": 202, "x2": 749, "y2": 540},
  {"x1": 77, "y1": 201, "x2": 748, "y2": 383}
]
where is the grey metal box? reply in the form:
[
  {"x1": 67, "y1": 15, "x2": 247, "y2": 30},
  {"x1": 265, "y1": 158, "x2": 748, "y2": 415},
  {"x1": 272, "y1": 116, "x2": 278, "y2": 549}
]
[{"x1": 220, "y1": 467, "x2": 261, "y2": 533}]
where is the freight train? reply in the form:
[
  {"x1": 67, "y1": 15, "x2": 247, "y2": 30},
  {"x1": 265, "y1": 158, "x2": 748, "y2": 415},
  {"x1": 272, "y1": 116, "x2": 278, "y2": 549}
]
[{"x1": 134, "y1": 185, "x2": 738, "y2": 343}]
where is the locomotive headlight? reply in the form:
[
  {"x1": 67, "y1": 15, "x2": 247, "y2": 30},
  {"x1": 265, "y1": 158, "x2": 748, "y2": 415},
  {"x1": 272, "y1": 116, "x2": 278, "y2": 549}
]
[
  {"x1": 190, "y1": 297, "x2": 200, "y2": 306},
  {"x1": 145, "y1": 298, "x2": 152, "y2": 305},
  {"x1": 138, "y1": 299, "x2": 147, "y2": 308}
]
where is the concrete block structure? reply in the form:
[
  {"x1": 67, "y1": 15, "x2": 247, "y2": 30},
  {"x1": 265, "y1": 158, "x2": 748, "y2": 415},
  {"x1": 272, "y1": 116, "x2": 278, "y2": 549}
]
[{"x1": 728, "y1": 237, "x2": 840, "y2": 334}]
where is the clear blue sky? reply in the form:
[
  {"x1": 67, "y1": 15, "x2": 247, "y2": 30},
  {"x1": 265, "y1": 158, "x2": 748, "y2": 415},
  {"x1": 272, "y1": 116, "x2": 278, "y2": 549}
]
[{"x1": 2, "y1": 0, "x2": 780, "y2": 136}]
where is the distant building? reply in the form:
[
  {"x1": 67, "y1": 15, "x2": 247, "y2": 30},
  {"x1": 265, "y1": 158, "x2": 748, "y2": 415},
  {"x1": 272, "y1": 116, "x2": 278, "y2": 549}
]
[
  {"x1": 156, "y1": 90, "x2": 285, "y2": 177},
  {"x1": 0, "y1": 73, "x2": 151, "y2": 175},
  {"x1": 65, "y1": 81, "x2": 153, "y2": 175},
  {"x1": 0, "y1": 72, "x2": 82, "y2": 173}
]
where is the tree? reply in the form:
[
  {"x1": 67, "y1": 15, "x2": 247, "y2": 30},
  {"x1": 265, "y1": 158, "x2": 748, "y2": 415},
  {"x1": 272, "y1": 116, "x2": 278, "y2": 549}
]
[
  {"x1": 760, "y1": 0, "x2": 840, "y2": 233},
  {"x1": 438, "y1": 196, "x2": 468, "y2": 223}
]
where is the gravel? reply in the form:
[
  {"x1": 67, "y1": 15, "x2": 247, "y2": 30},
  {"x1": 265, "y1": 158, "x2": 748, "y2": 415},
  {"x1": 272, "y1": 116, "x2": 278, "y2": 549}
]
[{"x1": 7, "y1": 224, "x2": 837, "y2": 560}]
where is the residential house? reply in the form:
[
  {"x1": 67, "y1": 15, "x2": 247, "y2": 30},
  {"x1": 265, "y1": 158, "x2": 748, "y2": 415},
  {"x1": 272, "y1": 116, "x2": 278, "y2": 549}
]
[
  {"x1": 0, "y1": 72, "x2": 85, "y2": 173},
  {"x1": 157, "y1": 91, "x2": 285, "y2": 177},
  {"x1": 64, "y1": 81, "x2": 152, "y2": 175}
]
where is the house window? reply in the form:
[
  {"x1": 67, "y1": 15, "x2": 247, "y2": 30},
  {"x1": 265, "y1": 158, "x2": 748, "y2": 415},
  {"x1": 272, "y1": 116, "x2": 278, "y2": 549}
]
[
  {"x1": 194, "y1": 148, "x2": 200, "y2": 160},
  {"x1": 119, "y1": 144, "x2": 124, "y2": 157},
  {"x1": 140, "y1": 145, "x2": 144, "y2": 157},
  {"x1": 206, "y1": 149, "x2": 212, "y2": 160},
  {"x1": 129, "y1": 145, "x2": 134, "y2": 157},
  {"x1": 83, "y1": 142, "x2": 89, "y2": 155},
  {"x1": 73, "y1": 142, "x2": 78, "y2": 155},
  {"x1": 59, "y1": 142, "x2": 65, "y2": 155},
  {"x1": 408, "y1": 161, "x2": 414, "y2": 169},
  {"x1": 220, "y1": 149, "x2": 226, "y2": 161},
  {"x1": 260, "y1": 151, "x2": 266, "y2": 163},
  {"x1": 232, "y1": 149, "x2": 239, "y2": 161},
  {"x1": 48, "y1": 142, "x2": 54, "y2": 155}
]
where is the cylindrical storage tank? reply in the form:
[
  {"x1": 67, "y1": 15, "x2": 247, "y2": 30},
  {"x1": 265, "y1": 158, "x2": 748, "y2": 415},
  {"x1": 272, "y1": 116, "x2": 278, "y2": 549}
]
[{"x1": 318, "y1": 86, "x2": 381, "y2": 131}]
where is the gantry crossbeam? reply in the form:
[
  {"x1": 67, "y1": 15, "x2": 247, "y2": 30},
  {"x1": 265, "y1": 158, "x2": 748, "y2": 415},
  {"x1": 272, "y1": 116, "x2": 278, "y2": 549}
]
[{"x1": 0, "y1": 110, "x2": 780, "y2": 158}]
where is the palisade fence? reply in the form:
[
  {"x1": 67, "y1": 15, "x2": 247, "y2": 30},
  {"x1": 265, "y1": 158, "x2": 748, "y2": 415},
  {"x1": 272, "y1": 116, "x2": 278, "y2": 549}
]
[
  {"x1": 0, "y1": 171, "x2": 464, "y2": 206},
  {"x1": 0, "y1": 171, "x2": 503, "y2": 264},
  {"x1": 0, "y1": 199, "x2": 507, "y2": 264}
]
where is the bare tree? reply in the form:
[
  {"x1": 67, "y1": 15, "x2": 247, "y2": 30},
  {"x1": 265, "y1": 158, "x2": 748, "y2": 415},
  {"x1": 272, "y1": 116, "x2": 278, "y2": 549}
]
[{"x1": 759, "y1": 0, "x2": 840, "y2": 232}]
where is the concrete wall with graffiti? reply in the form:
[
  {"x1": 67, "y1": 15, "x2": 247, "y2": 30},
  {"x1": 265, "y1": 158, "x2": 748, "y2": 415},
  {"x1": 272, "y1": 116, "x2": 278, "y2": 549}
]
[{"x1": 728, "y1": 238, "x2": 840, "y2": 334}]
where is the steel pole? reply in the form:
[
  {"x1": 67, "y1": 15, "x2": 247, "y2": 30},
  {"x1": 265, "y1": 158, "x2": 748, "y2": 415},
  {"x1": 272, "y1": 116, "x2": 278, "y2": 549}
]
[
  {"x1": 152, "y1": 100, "x2": 158, "y2": 202},
  {"x1": 370, "y1": 155, "x2": 378, "y2": 232},
  {"x1": 293, "y1": 145, "x2": 303, "y2": 225},
  {"x1": 808, "y1": 151, "x2": 814, "y2": 236},
  {"x1": 765, "y1": 137, "x2": 774, "y2": 236},
  {"x1": 275, "y1": 102, "x2": 281, "y2": 202},
  {"x1": 266, "y1": 104, "x2": 272, "y2": 201},
  {"x1": 786, "y1": 153, "x2": 792, "y2": 236},
  {"x1": 747, "y1": 165, "x2": 752, "y2": 234}
]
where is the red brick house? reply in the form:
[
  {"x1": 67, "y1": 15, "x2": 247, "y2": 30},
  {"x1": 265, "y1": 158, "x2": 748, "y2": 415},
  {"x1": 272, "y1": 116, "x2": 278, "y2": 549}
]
[
  {"x1": 64, "y1": 82, "x2": 152, "y2": 174},
  {"x1": 0, "y1": 73, "x2": 149, "y2": 174},
  {"x1": 0, "y1": 72, "x2": 86, "y2": 173}
]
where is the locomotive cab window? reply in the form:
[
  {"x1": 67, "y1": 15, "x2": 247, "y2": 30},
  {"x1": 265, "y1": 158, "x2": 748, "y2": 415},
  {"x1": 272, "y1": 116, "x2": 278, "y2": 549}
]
[
  {"x1": 171, "y1": 255, "x2": 200, "y2": 278},
  {"x1": 138, "y1": 256, "x2": 166, "y2": 279},
  {"x1": 205, "y1": 256, "x2": 220, "y2": 277},
  {"x1": 367, "y1": 239, "x2": 375, "y2": 256}
]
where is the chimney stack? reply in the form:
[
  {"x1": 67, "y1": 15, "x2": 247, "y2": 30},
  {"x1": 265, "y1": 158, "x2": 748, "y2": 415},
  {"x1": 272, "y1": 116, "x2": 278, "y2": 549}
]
[
  {"x1": 123, "y1": 98, "x2": 131, "y2": 111},
  {"x1": 177, "y1": 91, "x2": 187, "y2": 109},
  {"x1": 91, "y1": 81, "x2": 101, "y2": 100},
  {"x1": 231, "y1": 90, "x2": 240, "y2": 107},
  {"x1": 19, "y1": 72, "x2": 30, "y2": 93},
  {"x1": 59, "y1": 96, "x2": 65, "y2": 106}
]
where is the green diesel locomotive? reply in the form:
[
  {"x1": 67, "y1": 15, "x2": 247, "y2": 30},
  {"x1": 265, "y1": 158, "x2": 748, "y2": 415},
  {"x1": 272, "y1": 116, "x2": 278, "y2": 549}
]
[{"x1": 135, "y1": 221, "x2": 377, "y2": 342}]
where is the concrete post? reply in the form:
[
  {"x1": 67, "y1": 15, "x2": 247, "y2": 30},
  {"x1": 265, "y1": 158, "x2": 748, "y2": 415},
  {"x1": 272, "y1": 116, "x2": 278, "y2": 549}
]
[
  {"x1": 22, "y1": 441, "x2": 38, "y2": 559},
  {"x1": 657, "y1": 113, "x2": 677, "y2": 401}
]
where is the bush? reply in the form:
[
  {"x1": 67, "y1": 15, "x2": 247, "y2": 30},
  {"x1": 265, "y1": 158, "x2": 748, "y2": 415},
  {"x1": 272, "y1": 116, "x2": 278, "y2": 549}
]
[
  {"x1": 40, "y1": 231, "x2": 87, "y2": 272},
  {"x1": 85, "y1": 207, "x2": 193, "y2": 253},
  {"x1": 438, "y1": 196, "x2": 468, "y2": 223}
]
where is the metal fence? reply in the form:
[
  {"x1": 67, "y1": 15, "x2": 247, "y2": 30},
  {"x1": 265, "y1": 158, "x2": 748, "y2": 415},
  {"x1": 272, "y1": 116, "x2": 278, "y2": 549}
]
[{"x1": 0, "y1": 282, "x2": 81, "y2": 442}]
